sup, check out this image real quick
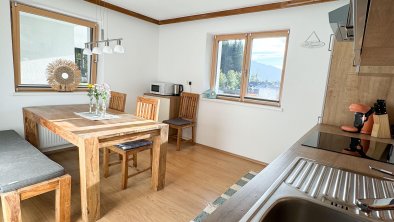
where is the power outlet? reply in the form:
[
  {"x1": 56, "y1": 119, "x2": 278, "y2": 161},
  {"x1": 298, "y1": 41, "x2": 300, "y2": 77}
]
[{"x1": 186, "y1": 81, "x2": 192, "y2": 92}]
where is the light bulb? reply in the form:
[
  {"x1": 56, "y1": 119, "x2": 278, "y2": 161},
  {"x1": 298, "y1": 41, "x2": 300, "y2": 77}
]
[
  {"x1": 83, "y1": 48, "x2": 92, "y2": 55},
  {"x1": 92, "y1": 45, "x2": 102, "y2": 55},
  {"x1": 114, "y1": 39, "x2": 124, "y2": 54},
  {"x1": 103, "y1": 41, "x2": 113, "y2": 54},
  {"x1": 83, "y1": 44, "x2": 92, "y2": 55}
]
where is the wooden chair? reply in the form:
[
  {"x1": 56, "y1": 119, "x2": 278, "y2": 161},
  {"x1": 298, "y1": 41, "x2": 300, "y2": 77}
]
[
  {"x1": 163, "y1": 92, "x2": 199, "y2": 151},
  {"x1": 109, "y1": 91, "x2": 127, "y2": 112},
  {"x1": 103, "y1": 96, "x2": 160, "y2": 189},
  {"x1": 108, "y1": 91, "x2": 127, "y2": 160}
]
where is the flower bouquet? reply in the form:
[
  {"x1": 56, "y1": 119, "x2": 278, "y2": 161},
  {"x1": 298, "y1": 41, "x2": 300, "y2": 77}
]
[
  {"x1": 96, "y1": 83, "x2": 111, "y2": 117},
  {"x1": 87, "y1": 83, "x2": 111, "y2": 116},
  {"x1": 87, "y1": 84, "x2": 95, "y2": 113}
]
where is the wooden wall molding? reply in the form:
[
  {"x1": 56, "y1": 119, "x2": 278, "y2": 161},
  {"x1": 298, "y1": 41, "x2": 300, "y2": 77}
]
[
  {"x1": 84, "y1": 0, "x2": 160, "y2": 24},
  {"x1": 159, "y1": 0, "x2": 334, "y2": 25},
  {"x1": 84, "y1": 0, "x2": 334, "y2": 25}
]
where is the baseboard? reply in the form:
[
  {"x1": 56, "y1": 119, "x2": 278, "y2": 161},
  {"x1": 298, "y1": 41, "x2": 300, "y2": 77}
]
[
  {"x1": 196, "y1": 143, "x2": 268, "y2": 166},
  {"x1": 42, "y1": 145, "x2": 77, "y2": 154},
  {"x1": 41, "y1": 141, "x2": 268, "y2": 167}
]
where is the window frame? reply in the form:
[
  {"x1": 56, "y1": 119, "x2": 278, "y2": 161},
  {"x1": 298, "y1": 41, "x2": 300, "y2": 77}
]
[
  {"x1": 11, "y1": 3, "x2": 99, "y2": 92},
  {"x1": 210, "y1": 30, "x2": 290, "y2": 107}
]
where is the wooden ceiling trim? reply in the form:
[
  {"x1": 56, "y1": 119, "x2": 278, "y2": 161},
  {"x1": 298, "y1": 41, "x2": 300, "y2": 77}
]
[
  {"x1": 85, "y1": 0, "x2": 334, "y2": 26},
  {"x1": 84, "y1": 0, "x2": 160, "y2": 24},
  {"x1": 159, "y1": 0, "x2": 335, "y2": 25}
]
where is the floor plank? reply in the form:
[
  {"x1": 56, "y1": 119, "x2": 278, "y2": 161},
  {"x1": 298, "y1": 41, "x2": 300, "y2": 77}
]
[{"x1": 0, "y1": 143, "x2": 264, "y2": 222}]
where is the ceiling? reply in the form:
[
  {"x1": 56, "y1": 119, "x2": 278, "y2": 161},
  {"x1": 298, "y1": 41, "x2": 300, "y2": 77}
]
[{"x1": 104, "y1": 0, "x2": 287, "y2": 20}]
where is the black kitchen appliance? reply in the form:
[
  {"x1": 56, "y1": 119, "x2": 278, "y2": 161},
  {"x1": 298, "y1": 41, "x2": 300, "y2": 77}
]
[{"x1": 302, "y1": 131, "x2": 394, "y2": 164}]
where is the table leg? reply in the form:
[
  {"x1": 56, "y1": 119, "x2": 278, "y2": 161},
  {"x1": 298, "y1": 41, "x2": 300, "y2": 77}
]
[
  {"x1": 23, "y1": 111, "x2": 39, "y2": 147},
  {"x1": 151, "y1": 126, "x2": 169, "y2": 191},
  {"x1": 78, "y1": 138, "x2": 100, "y2": 222}
]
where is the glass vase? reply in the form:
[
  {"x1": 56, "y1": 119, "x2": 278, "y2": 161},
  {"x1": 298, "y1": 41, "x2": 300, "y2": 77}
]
[
  {"x1": 89, "y1": 98, "x2": 94, "y2": 114},
  {"x1": 95, "y1": 99, "x2": 100, "y2": 116},
  {"x1": 101, "y1": 101, "x2": 107, "y2": 118}
]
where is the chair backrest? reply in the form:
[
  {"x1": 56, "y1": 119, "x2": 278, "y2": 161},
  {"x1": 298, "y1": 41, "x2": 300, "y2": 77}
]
[
  {"x1": 178, "y1": 92, "x2": 199, "y2": 121},
  {"x1": 135, "y1": 96, "x2": 160, "y2": 121},
  {"x1": 109, "y1": 91, "x2": 127, "y2": 112}
]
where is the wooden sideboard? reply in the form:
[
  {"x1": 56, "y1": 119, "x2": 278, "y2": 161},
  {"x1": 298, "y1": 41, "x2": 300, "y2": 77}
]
[{"x1": 144, "y1": 93, "x2": 180, "y2": 135}]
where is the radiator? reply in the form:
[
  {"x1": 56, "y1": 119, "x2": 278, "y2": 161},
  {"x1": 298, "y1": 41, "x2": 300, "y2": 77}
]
[{"x1": 38, "y1": 126, "x2": 71, "y2": 152}]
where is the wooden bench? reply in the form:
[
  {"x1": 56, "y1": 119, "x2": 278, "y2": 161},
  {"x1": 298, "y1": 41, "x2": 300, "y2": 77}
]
[{"x1": 0, "y1": 130, "x2": 71, "y2": 222}]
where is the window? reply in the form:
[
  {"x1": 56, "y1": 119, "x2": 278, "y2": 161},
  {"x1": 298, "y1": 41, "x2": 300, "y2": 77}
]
[
  {"x1": 210, "y1": 30, "x2": 289, "y2": 106},
  {"x1": 11, "y1": 3, "x2": 98, "y2": 92}
]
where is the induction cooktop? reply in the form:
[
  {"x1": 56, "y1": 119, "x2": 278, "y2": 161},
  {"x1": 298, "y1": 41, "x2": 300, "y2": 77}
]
[{"x1": 302, "y1": 131, "x2": 394, "y2": 165}]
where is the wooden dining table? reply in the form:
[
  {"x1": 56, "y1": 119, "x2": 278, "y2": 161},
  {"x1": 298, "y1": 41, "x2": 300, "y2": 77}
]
[{"x1": 22, "y1": 104, "x2": 169, "y2": 222}]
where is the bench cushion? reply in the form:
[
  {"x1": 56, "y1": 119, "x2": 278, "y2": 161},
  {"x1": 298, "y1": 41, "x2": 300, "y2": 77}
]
[
  {"x1": 0, "y1": 130, "x2": 65, "y2": 193},
  {"x1": 115, "y1": 139, "x2": 152, "y2": 150},
  {"x1": 163, "y1": 118, "x2": 192, "y2": 126}
]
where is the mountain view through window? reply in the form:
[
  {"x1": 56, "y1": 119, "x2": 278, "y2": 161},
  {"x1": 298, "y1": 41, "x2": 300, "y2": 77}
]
[
  {"x1": 246, "y1": 37, "x2": 287, "y2": 101},
  {"x1": 212, "y1": 31, "x2": 288, "y2": 105}
]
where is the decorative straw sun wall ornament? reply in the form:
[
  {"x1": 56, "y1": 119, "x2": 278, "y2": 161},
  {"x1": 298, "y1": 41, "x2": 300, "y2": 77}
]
[{"x1": 46, "y1": 59, "x2": 81, "y2": 92}]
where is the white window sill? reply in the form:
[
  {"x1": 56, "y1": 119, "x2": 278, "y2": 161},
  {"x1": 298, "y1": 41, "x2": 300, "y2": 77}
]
[
  {"x1": 13, "y1": 92, "x2": 88, "y2": 96},
  {"x1": 201, "y1": 97, "x2": 283, "y2": 112}
]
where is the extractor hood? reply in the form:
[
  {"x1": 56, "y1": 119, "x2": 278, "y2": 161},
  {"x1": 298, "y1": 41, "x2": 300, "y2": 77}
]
[
  {"x1": 357, "y1": 0, "x2": 394, "y2": 67},
  {"x1": 329, "y1": 0, "x2": 394, "y2": 75},
  {"x1": 329, "y1": 4, "x2": 353, "y2": 42},
  {"x1": 352, "y1": 0, "x2": 369, "y2": 67}
]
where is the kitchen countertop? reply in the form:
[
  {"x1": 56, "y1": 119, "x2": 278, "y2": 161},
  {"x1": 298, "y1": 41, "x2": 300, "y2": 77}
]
[{"x1": 205, "y1": 124, "x2": 394, "y2": 222}]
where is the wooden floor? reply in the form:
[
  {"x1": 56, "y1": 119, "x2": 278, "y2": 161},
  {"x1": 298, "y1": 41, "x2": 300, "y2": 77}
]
[{"x1": 1, "y1": 142, "x2": 264, "y2": 222}]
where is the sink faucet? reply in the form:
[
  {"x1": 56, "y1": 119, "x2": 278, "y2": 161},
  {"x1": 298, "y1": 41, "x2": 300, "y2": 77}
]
[{"x1": 356, "y1": 198, "x2": 394, "y2": 213}]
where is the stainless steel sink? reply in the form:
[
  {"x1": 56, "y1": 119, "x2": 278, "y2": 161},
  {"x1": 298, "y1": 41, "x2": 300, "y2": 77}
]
[
  {"x1": 261, "y1": 197, "x2": 370, "y2": 222},
  {"x1": 241, "y1": 158, "x2": 392, "y2": 222}
]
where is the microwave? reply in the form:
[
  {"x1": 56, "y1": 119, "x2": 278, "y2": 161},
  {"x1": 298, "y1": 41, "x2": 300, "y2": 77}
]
[{"x1": 150, "y1": 82, "x2": 174, "y2": 95}]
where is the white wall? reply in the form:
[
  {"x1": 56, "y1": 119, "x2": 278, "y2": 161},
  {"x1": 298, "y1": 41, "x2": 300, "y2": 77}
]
[
  {"x1": 0, "y1": 0, "x2": 159, "y2": 135},
  {"x1": 1, "y1": 0, "x2": 347, "y2": 163},
  {"x1": 157, "y1": 1, "x2": 347, "y2": 163}
]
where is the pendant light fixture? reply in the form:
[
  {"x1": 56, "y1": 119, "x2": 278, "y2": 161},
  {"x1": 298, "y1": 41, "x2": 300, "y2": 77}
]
[
  {"x1": 83, "y1": 0, "x2": 124, "y2": 55},
  {"x1": 85, "y1": 38, "x2": 122, "y2": 55}
]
